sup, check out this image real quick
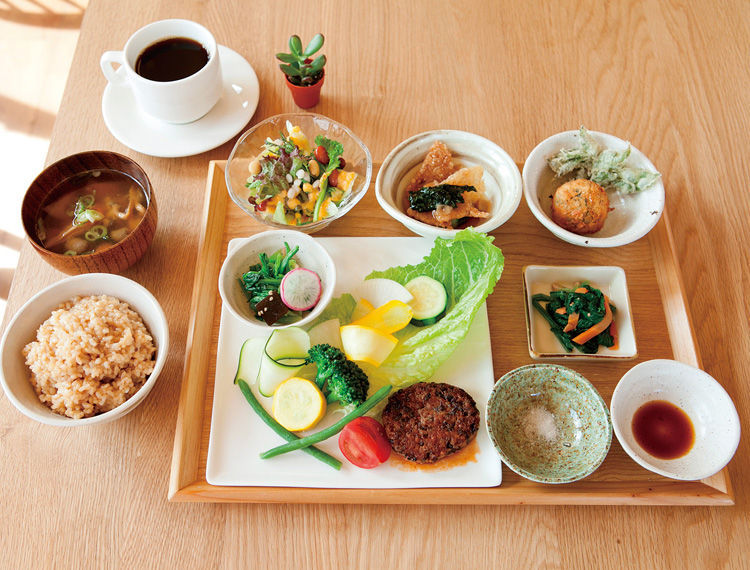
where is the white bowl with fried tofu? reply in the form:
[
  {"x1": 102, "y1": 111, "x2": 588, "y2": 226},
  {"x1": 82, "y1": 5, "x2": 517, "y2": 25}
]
[{"x1": 375, "y1": 131, "x2": 522, "y2": 238}]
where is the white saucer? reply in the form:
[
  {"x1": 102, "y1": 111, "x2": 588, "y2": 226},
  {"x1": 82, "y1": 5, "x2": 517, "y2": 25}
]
[{"x1": 102, "y1": 45, "x2": 260, "y2": 158}]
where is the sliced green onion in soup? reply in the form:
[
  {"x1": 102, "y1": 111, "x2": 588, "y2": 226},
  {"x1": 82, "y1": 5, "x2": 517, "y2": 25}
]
[
  {"x1": 84, "y1": 224, "x2": 108, "y2": 241},
  {"x1": 68, "y1": 195, "x2": 95, "y2": 217},
  {"x1": 74, "y1": 209, "x2": 103, "y2": 225},
  {"x1": 79, "y1": 194, "x2": 95, "y2": 208}
]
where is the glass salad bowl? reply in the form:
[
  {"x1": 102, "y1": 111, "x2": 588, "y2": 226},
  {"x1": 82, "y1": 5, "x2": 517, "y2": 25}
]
[{"x1": 225, "y1": 113, "x2": 373, "y2": 234}]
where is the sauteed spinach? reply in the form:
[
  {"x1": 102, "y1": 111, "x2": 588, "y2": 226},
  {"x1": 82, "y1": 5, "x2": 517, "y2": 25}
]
[
  {"x1": 238, "y1": 243, "x2": 299, "y2": 310},
  {"x1": 408, "y1": 184, "x2": 477, "y2": 213},
  {"x1": 532, "y1": 282, "x2": 617, "y2": 354}
]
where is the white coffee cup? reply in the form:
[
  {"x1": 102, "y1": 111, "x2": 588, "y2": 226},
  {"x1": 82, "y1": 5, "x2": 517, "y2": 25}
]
[{"x1": 101, "y1": 19, "x2": 223, "y2": 124}]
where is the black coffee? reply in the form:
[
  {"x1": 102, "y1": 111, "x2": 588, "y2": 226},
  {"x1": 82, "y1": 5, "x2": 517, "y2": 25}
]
[{"x1": 135, "y1": 37, "x2": 209, "y2": 82}]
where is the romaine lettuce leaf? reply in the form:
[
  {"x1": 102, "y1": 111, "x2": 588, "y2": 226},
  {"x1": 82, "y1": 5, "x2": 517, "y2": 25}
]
[
  {"x1": 314, "y1": 292, "x2": 357, "y2": 324},
  {"x1": 313, "y1": 229, "x2": 503, "y2": 389}
]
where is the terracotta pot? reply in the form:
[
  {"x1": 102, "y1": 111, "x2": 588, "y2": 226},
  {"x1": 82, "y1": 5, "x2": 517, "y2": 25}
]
[{"x1": 284, "y1": 70, "x2": 325, "y2": 108}]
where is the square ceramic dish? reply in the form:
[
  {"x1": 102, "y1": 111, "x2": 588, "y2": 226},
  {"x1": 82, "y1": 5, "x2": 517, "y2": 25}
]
[{"x1": 523, "y1": 265, "x2": 637, "y2": 360}]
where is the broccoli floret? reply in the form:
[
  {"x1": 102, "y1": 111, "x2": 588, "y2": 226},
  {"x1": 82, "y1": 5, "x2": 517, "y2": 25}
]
[{"x1": 306, "y1": 344, "x2": 369, "y2": 407}]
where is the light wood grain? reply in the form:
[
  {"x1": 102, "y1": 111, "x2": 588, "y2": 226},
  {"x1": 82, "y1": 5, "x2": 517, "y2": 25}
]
[{"x1": 2, "y1": 0, "x2": 750, "y2": 568}]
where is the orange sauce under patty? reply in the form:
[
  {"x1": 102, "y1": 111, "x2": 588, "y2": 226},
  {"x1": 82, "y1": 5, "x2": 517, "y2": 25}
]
[{"x1": 388, "y1": 437, "x2": 480, "y2": 472}]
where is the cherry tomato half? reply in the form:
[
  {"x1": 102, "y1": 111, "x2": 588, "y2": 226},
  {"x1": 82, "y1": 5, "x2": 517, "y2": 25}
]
[{"x1": 338, "y1": 417, "x2": 391, "y2": 469}]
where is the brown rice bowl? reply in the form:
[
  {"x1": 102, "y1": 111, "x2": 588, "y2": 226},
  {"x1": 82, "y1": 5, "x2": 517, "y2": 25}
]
[
  {"x1": 0, "y1": 273, "x2": 168, "y2": 427},
  {"x1": 23, "y1": 295, "x2": 156, "y2": 419}
]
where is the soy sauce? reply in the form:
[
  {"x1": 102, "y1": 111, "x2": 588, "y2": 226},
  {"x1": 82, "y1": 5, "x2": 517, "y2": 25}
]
[
  {"x1": 135, "y1": 37, "x2": 209, "y2": 82},
  {"x1": 632, "y1": 400, "x2": 695, "y2": 460}
]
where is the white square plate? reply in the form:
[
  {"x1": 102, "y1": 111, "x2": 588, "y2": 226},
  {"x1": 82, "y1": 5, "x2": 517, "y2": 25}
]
[
  {"x1": 206, "y1": 237, "x2": 502, "y2": 488},
  {"x1": 523, "y1": 265, "x2": 637, "y2": 361}
]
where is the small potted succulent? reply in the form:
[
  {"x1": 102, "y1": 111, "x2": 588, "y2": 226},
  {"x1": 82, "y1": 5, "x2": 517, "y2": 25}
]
[{"x1": 276, "y1": 33, "x2": 326, "y2": 108}]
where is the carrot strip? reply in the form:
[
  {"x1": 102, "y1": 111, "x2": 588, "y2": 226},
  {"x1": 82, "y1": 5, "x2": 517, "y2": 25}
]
[
  {"x1": 555, "y1": 307, "x2": 567, "y2": 314},
  {"x1": 572, "y1": 296, "x2": 613, "y2": 345},
  {"x1": 574, "y1": 287, "x2": 589, "y2": 293},
  {"x1": 563, "y1": 312, "x2": 579, "y2": 332}
]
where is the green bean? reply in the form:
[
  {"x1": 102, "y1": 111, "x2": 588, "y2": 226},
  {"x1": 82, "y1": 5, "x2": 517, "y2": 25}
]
[
  {"x1": 260, "y1": 385, "x2": 392, "y2": 460},
  {"x1": 236, "y1": 378, "x2": 342, "y2": 470}
]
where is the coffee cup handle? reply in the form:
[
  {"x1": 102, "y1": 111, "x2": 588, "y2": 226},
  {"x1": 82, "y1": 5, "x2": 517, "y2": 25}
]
[{"x1": 100, "y1": 51, "x2": 128, "y2": 85}]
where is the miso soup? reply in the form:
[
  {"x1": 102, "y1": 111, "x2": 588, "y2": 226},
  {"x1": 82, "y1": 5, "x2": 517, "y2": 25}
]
[{"x1": 36, "y1": 169, "x2": 148, "y2": 256}]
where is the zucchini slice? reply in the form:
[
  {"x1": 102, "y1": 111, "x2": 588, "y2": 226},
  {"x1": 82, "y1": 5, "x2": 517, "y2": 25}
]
[
  {"x1": 257, "y1": 327, "x2": 311, "y2": 397},
  {"x1": 404, "y1": 275, "x2": 448, "y2": 321}
]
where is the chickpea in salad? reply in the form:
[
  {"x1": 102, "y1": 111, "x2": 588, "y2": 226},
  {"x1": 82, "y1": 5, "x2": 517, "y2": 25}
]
[{"x1": 246, "y1": 121, "x2": 358, "y2": 225}]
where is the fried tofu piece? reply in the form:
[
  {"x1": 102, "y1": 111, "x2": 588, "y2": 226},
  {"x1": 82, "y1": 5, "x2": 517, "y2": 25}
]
[
  {"x1": 430, "y1": 166, "x2": 490, "y2": 225},
  {"x1": 404, "y1": 142, "x2": 492, "y2": 229},
  {"x1": 404, "y1": 141, "x2": 457, "y2": 195}
]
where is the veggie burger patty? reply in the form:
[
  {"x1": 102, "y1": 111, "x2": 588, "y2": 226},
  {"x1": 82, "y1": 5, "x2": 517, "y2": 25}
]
[{"x1": 382, "y1": 382, "x2": 479, "y2": 464}]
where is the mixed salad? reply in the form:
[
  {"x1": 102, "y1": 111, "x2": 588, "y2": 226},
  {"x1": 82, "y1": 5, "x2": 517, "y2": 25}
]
[{"x1": 245, "y1": 121, "x2": 358, "y2": 226}]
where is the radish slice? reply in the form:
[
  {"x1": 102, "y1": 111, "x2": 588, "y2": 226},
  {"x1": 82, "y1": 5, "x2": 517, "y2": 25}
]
[
  {"x1": 356, "y1": 278, "x2": 413, "y2": 308},
  {"x1": 308, "y1": 318, "x2": 343, "y2": 350},
  {"x1": 280, "y1": 268, "x2": 322, "y2": 311}
]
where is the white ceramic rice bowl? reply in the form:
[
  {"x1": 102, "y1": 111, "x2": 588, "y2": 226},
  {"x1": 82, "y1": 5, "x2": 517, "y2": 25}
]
[{"x1": 0, "y1": 273, "x2": 169, "y2": 427}]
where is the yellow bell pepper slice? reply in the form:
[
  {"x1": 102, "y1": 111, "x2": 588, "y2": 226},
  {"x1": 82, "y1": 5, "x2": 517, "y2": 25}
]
[
  {"x1": 349, "y1": 300, "x2": 413, "y2": 334},
  {"x1": 286, "y1": 122, "x2": 311, "y2": 152},
  {"x1": 336, "y1": 170, "x2": 357, "y2": 192},
  {"x1": 340, "y1": 325, "x2": 398, "y2": 367}
]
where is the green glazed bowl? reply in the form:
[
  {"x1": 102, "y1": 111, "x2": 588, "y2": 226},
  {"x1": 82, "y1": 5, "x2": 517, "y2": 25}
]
[{"x1": 486, "y1": 364, "x2": 612, "y2": 484}]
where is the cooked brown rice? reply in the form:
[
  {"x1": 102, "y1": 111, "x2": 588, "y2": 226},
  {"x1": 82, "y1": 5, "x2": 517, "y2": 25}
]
[{"x1": 23, "y1": 295, "x2": 156, "y2": 419}]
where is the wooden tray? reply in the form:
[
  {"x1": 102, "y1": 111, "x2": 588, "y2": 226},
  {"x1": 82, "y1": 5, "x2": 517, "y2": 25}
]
[{"x1": 168, "y1": 161, "x2": 734, "y2": 505}]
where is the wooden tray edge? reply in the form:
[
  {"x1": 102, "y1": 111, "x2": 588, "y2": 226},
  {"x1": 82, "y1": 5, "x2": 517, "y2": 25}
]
[
  {"x1": 168, "y1": 160, "x2": 734, "y2": 505},
  {"x1": 169, "y1": 161, "x2": 228, "y2": 500},
  {"x1": 647, "y1": 209, "x2": 734, "y2": 503},
  {"x1": 169, "y1": 480, "x2": 734, "y2": 506}
]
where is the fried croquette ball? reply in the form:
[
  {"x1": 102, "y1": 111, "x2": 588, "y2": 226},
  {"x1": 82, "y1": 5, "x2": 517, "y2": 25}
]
[{"x1": 550, "y1": 178, "x2": 610, "y2": 235}]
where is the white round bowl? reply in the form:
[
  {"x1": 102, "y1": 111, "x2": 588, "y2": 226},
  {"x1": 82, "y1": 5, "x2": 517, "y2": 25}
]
[
  {"x1": 610, "y1": 359, "x2": 740, "y2": 480},
  {"x1": 523, "y1": 129, "x2": 665, "y2": 248},
  {"x1": 375, "y1": 130, "x2": 522, "y2": 239},
  {"x1": 218, "y1": 230, "x2": 336, "y2": 330},
  {"x1": 0, "y1": 273, "x2": 169, "y2": 427}
]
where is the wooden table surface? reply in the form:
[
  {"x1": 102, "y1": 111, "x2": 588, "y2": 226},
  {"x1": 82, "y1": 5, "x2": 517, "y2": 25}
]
[{"x1": 3, "y1": 0, "x2": 749, "y2": 567}]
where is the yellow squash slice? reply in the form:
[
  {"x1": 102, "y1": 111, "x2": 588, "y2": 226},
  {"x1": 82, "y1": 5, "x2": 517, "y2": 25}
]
[
  {"x1": 272, "y1": 377, "x2": 326, "y2": 432},
  {"x1": 349, "y1": 299, "x2": 413, "y2": 334}
]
